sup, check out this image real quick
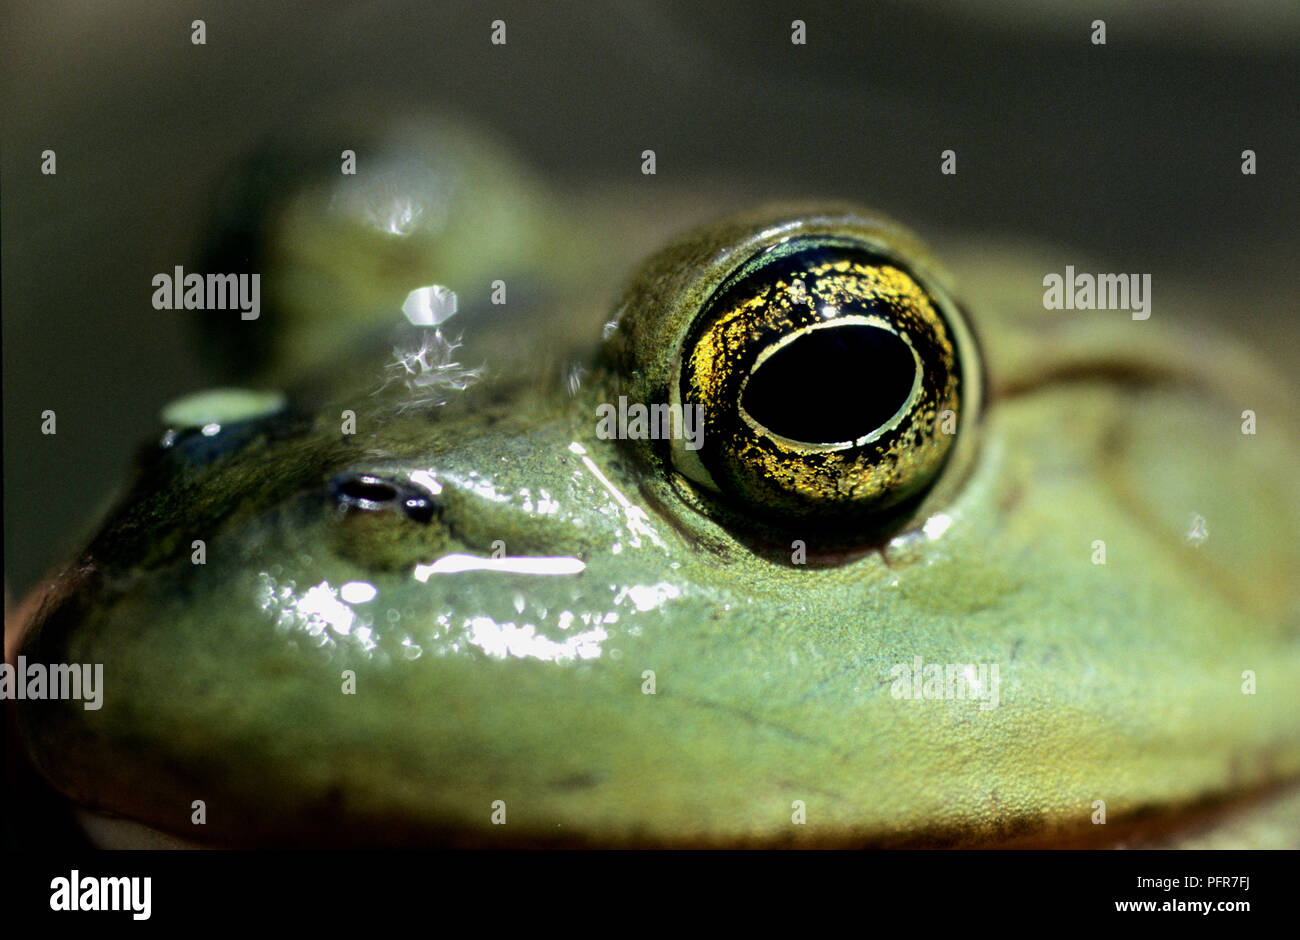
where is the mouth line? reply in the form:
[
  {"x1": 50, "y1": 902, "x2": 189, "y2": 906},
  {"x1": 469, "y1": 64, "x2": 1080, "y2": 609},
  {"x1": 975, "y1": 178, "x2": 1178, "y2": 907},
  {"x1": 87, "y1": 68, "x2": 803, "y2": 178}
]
[{"x1": 69, "y1": 777, "x2": 1300, "y2": 850}]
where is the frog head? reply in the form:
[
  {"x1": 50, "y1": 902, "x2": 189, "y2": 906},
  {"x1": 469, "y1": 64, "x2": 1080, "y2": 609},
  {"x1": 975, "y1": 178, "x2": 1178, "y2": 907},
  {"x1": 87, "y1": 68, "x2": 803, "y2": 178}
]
[{"x1": 13, "y1": 127, "x2": 1300, "y2": 848}]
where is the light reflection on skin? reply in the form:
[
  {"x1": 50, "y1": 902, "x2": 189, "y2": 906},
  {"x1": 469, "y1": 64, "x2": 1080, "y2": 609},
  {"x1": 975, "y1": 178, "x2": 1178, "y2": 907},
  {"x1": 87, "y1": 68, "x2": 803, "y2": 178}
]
[
  {"x1": 465, "y1": 616, "x2": 608, "y2": 662},
  {"x1": 340, "y1": 581, "x2": 378, "y2": 604},
  {"x1": 413, "y1": 555, "x2": 586, "y2": 578},
  {"x1": 447, "y1": 579, "x2": 681, "y2": 662},
  {"x1": 298, "y1": 582, "x2": 358, "y2": 636},
  {"x1": 566, "y1": 441, "x2": 664, "y2": 549},
  {"x1": 407, "y1": 469, "x2": 442, "y2": 495},
  {"x1": 613, "y1": 582, "x2": 682, "y2": 613},
  {"x1": 255, "y1": 492, "x2": 681, "y2": 664},
  {"x1": 921, "y1": 512, "x2": 953, "y2": 541},
  {"x1": 257, "y1": 574, "x2": 378, "y2": 652},
  {"x1": 518, "y1": 487, "x2": 560, "y2": 515},
  {"x1": 885, "y1": 511, "x2": 957, "y2": 555},
  {"x1": 386, "y1": 445, "x2": 681, "y2": 662}
]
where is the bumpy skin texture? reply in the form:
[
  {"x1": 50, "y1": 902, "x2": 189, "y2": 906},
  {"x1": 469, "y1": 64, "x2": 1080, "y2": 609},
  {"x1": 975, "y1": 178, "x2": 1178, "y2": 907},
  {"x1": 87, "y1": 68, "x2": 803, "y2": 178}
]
[{"x1": 15, "y1": 127, "x2": 1300, "y2": 848}]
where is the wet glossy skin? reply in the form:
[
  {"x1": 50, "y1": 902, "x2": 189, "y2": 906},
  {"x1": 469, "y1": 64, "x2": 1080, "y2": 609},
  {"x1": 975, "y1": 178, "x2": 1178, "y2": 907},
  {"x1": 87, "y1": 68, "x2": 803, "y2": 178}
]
[{"x1": 15, "y1": 122, "x2": 1300, "y2": 847}]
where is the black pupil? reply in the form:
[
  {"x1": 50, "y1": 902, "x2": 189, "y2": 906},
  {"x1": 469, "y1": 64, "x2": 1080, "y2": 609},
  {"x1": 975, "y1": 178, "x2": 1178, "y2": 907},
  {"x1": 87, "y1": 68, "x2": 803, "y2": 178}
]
[{"x1": 741, "y1": 324, "x2": 917, "y2": 444}]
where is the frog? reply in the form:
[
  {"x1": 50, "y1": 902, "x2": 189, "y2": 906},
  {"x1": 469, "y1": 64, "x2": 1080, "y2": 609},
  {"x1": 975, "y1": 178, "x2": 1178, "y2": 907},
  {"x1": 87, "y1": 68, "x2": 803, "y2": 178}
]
[{"x1": 11, "y1": 115, "x2": 1300, "y2": 848}]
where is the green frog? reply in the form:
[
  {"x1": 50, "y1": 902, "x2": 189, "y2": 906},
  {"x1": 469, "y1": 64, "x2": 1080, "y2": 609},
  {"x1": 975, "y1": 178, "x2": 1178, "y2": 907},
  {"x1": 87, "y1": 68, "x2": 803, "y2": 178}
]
[{"x1": 13, "y1": 117, "x2": 1300, "y2": 848}]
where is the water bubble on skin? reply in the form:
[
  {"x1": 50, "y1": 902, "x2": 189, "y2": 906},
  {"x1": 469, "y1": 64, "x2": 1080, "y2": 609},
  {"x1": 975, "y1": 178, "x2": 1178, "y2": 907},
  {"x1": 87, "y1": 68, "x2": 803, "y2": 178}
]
[
  {"x1": 400, "y1": 285, "x2": 458, "y2": 327},
  {"x1": 387, "y1": 609, "x2": 402, "y2": 623},
  {"x1": 386, "y1": 326, "x2": 482, "y2": 410},
  {"x1": 330, "y1": 159, "x2": 449, "y2": 237},
  {"x1": 159, "y1": 387, "x2": 287, "y2": 429}
]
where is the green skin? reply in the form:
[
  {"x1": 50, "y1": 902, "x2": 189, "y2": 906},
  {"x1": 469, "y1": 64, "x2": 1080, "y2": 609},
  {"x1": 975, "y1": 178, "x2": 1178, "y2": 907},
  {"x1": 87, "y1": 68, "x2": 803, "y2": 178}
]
[{"x1": 15, "y1": 123, "x2": 1300, "y2": 847}]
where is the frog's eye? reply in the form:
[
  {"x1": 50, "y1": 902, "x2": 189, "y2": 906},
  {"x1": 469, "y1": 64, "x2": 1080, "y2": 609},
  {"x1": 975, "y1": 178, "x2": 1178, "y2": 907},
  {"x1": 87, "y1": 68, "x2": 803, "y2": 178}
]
[
  {"x1": 606, "y1": 207, "x2": 982, "y2": 534},
  {"x1": 672, "y1": 236, "x2": 974, "y2": 527}
]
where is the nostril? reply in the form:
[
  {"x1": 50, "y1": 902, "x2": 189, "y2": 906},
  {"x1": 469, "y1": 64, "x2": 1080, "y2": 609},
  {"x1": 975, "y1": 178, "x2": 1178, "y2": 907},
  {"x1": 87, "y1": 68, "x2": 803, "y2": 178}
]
[
  {"x1": 331, "y1": 473, "x2": 441, "y2": 523},
  {"x1": 335, "y1": 476, "x2": 400, "y2": 506},
  {"x1": 401, "y1": 494, "x2": 438, "y2": 524}
]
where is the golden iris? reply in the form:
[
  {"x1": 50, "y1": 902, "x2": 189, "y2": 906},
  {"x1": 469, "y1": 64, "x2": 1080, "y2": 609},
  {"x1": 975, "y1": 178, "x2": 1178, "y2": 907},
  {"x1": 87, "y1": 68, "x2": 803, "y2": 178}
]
[{"x1": 674, "y1": 239, "x2": 963, "y2": 525}]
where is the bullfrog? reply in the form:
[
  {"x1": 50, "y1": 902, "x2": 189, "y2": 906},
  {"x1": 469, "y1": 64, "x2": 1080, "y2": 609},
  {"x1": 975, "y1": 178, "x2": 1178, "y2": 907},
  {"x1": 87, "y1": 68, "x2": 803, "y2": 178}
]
[{"x1": 11, "y1": 116, "x2": 1300, "y2": 848}]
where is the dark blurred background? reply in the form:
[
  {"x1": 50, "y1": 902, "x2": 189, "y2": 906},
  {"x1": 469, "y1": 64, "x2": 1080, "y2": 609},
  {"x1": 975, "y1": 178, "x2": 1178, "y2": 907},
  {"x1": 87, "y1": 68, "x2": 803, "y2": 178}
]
[{"x1": 3, "y1": 0, "x2": 1297, "y2": 596}]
